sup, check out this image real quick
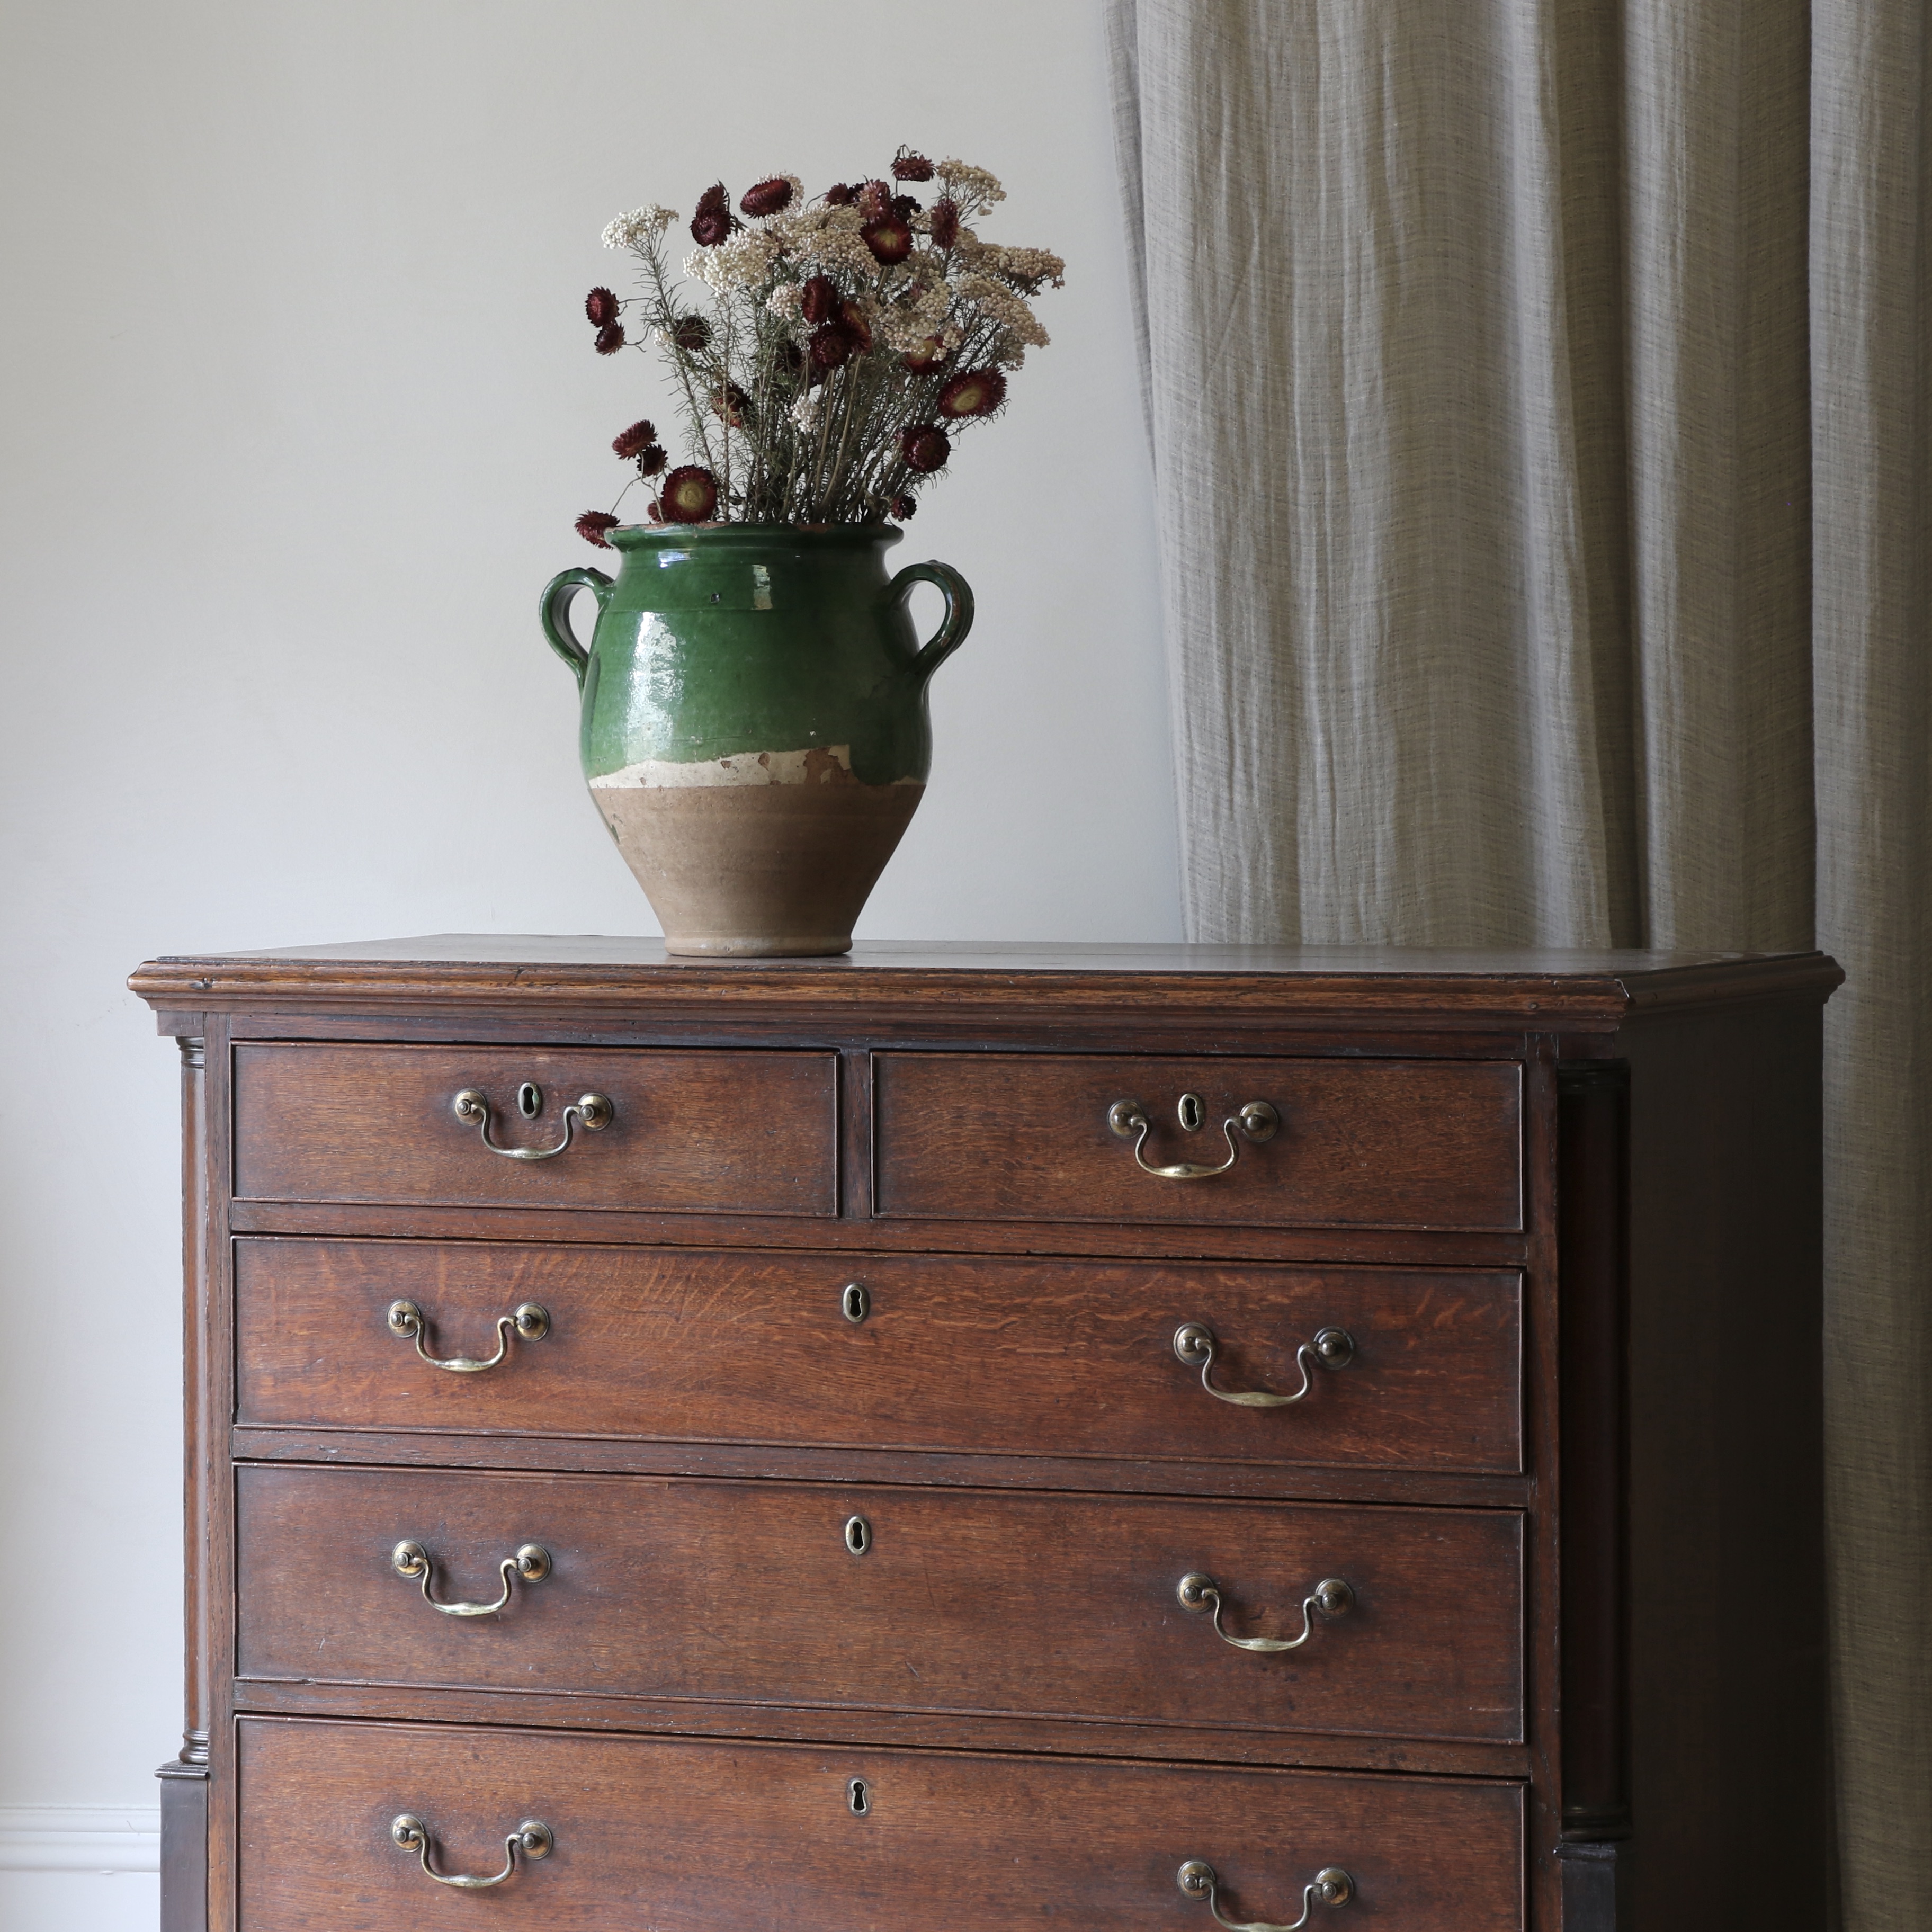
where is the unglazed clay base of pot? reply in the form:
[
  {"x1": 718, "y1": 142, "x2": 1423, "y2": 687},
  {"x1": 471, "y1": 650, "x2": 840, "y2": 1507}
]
[{"x1": 594, "y1": 770, "x2": 925, "y2": 956}]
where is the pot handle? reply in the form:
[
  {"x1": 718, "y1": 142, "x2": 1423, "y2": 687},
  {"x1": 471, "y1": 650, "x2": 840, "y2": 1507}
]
[
  {"x1": 889, "y1": 561, "x2": 974, "y2": 684},
  {"x1": 539, "y1": 567, "x2": 614, "y2": 692}
]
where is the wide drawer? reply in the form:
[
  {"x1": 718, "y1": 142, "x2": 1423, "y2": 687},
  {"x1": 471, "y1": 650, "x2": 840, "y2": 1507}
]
[
  {"x1": 239, "y1": 1716, "x2": 1525, "y2": 1929},
  {"x1": 873, "y1": 1052, "x2": 1523, "y2": 1229},
  {"x1": 236, "y1": 1465, "x2": 1524, "y2": 1743},
  {"x1": 235, "y1": 1239, "x2": 1524, "y2": 1475},
  {"x1": 231, "y1": 1043, "x2": 837, "y2": 1214}
]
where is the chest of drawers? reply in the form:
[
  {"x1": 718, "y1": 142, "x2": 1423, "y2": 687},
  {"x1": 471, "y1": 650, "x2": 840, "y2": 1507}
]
[{"x1": 130, "y1": 938, "x2": 1837, "y2": 1931}]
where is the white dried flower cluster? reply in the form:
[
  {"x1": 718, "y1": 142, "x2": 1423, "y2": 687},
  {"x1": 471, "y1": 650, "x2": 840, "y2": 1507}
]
[
  {"x1": 766, "y1": 281, "x2": 803, "y2": 321},
  {"x1": 953, "y1": 272, "x2": 1050, "y2": 348},
  {"x1": 766, "y1": 204, "x2": 879, "y2": 280},
  {"x1": 875, "y1": 277, "x2": 954, "y2": 352},
  {"x1": 958, "y1": 238, "x2": 1066, "y2": 289},
  {"x1": 789, "y1": 390, "x2": 824, "y2": 431},
  {"x1": 685, "y1": 226, "x2": 788, "y2": 292},
  {"x1": 935, "y1": 160, "x2": 1005, "y2": 218},
  {"x1": 603, "y1": 205, "x2": 679, "y2": 250}
]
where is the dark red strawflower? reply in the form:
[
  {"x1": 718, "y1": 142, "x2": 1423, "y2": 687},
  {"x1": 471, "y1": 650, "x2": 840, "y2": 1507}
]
[
  {"x1": 637, "y1": 443, "x2": 668, "y2": 477},
  {"x1": 936, "y1": 366, "x2": 1007, "y2": 419},
  {"x1": 800, "y1": 275, "x2": 838, "y2": 325},
  {"x1": 712, "y1": 382, "x2": 752, "y2": 428},
  {"x1": 838, "y1": 299, "x2": 874, "y2": 352},
  {"x1": 862, "y1": 217, "x2": 913, "y2": 264},
  {"x1": 670, "y1": 314, "x2": 712, "y2": 353},
  {"x1": 594, "y1": 323, "x2": 626, "y2": 355},
  {"x1": 809, "y1": 323, "x2": 856, "y2": 371},
  {"x1": 646, "y1": 498, "x2": 663, "y2": 522},
  {"x1": 901, "y1": 334, "x2": 948, "y2": 372},
  {"x1": 612, "y1": 418, "x2": 657, "y2": 459},
  {"x1": 891, "y1": 193, "x2": 920, "y2": 222},
  {"x1": 856, "y1": 178, "x2": 892, "y2": 220},
  {"x1": 576, "y1": 511, "x2": 621, "y2": 548},
  {"x1": 899, "y1": 423, "x2": 951, "y2": 473},
  {"x1": 824, "y1": 182, "x2": 857, "y2": 206},
  {"x1": 890, "y1": 493, "x2": 918, "y2": 519},
  {"x1": 892, "y1": 150, "x2": 935, "y2": 182},
  {"x1": 691, "y1": 184, "x2": 732, "y2": 246},
  {"x1": 929, "y1": 198, "x2": 960, "y2": 249},
  {"x1": 777, "y1": 338, "x2": 805, "y2": 378},
  {"x1": 740, "y1": 176, "x2": 795, "y2": 218},
  {"x1": 585, "y1": 287, "x2": 621, "y2": 327},
  {"x1": 660, "y1": 465, "x2": 719, "y2": 523}
]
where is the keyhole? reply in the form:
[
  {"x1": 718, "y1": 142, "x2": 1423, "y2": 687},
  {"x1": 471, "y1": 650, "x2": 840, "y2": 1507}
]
[
  {"x1": 842, "y1": 1282, "x2": 870, "y2": 1324},
  {"x1": 848, "y1": 1779, "x2": 871, "y2": 1815},
  {"x1": 1178, "y1": 1092, "x2": 1205, "y2": 1132},
  {"x1": 844, "y1": 1515, "x2": 871, "y2": 1556},
  {"x1": 517, "y1": 1083, "x2": 542, "y2": 1119}
]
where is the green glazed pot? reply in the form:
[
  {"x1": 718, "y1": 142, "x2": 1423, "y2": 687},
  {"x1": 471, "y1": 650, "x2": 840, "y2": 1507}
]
[{"x1": 540, "y1": 524, "x2": 972, "y2": 956}]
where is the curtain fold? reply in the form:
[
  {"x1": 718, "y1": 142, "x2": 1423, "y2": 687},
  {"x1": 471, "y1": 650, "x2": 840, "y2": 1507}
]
[
  {"x1": 1812, "y1": 3, "x2": 1932, "y2": 1924},
  {"x1": 1108, "y1": 0, "x2": 1929, "y2": 1921}
]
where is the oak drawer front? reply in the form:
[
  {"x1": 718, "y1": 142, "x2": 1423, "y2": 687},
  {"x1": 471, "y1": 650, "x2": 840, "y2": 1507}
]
[
  {"x1": 236, "y1": 1238, "x2": 1523, "y2": 1475},
  {"x1": 231, "y1": 1043, "x2": 837, "y2": 1214},
  {"x1": 239, "y1": 1715, "x2": 1524, "y2": 1930},
  {"x1": 237, "y1": 1466, "x2": 1524, "y2": 1744},
  {"x1": 873, "y1": 1053, "x2": 1524, "y2": 1230}
]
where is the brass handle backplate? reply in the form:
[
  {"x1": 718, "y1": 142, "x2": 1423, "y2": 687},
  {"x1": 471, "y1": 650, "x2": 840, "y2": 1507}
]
[
  {"x1": 1173, "y1": 1322, "x2": 1354, "y2": 1407},
  {"x1": 388, "y1": 1299, "x2": 549, "y2": 1373},
  {"x1": 392, "y1": 1540, "x2": 552, "y2": 1617},
  {"x1": 1178, "y1": 1571, "x2": 1355, "y2": 1653},
  {"x1": 390, "y1": 1814, "x2": 553, "y2": 1889},
  {"x1": 1178, "y1": 1859, "x2": 1354, "y2": 1930},
  {"x1": 1108, "y1": 1096, "x2": 1278, "y2": 1180},
  {"x1": 453, "y1": 1087, "x2": 612, "y2": 1160}
]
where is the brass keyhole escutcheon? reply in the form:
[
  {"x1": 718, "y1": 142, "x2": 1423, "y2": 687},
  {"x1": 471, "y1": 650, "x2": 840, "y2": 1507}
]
[
  {"x1": 845, "y1": 1515, "x2": 872, "y2": 1556},
  {"x1": 842, "y1": 1282, "x2": 871, "y2": 1324},
  {"x1": 1178, "y1": 1092, "x2": 1205, "y2": 1132},
  {"x1": 848, "y1": 1778, "x2": 871, "y2": 1815},
  {"x1": 516, "y1": 1082, "x2": 542, "y2": 1119}
]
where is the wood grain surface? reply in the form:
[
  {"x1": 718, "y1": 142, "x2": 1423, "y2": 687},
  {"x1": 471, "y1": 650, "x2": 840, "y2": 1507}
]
[
  {"x1": 234, "y1": 1238, "x2": 1524, "y2": 1475},
  {"x1": 236, "y1": 1464, "x2": 1524, "y2": 1743},
  {"x1": 231, "y1": 1043, "x2": 837, "y2": 1214},
  {"x1": 236, "y1": 1715, "x2": 1526, "y2": 1930},
  {"x1": 874, "y1": 1052, "x2": 1524, "y2": 1230}
]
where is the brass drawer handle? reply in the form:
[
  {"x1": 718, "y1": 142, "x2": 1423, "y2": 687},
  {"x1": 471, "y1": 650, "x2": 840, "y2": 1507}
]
[
  {"x1": 1107, "y1": 1097, "x2": 1278, "y2": 1180},
  {"x1": 452, "y1": 1087, "x2": 613, "y2": 1160},
  {"x1": 1177, "y1": 1571, "x2": 1355, "y2": 1652},
  {"x1": 1178, "y1": 1859, "x2": 1353, "y2": 1930},
  {"x1": 388, "y1": 1299, "x2": 549, "y2": 1373},
  {"x1": 390, "y1": 1813, "x2": 553, "y2": 1888},
  {"x1": 392, "y1": 1540, "x2": 552, "y2": 1617},
  {"x1": 1174, "y1": 1322, "x2": 1354, "y2": 1406}
]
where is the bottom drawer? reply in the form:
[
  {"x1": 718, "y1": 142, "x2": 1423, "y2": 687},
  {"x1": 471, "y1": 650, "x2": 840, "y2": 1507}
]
[{"x1": 238, "y1": 1716, "x2": 1524, "y2": 1929}]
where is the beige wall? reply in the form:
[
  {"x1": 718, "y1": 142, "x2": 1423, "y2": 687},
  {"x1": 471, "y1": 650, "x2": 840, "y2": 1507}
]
[{"x1": 0, "y1": 3, "x2": 1173, "y2": 1921}]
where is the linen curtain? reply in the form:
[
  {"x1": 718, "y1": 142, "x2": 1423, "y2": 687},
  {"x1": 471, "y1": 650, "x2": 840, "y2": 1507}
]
[{"x1": 1107, "y1": 2, "x2": 1929, "y2": 1924}]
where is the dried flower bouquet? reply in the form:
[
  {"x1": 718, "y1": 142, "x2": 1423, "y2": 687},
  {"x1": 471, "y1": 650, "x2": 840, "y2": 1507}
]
[{"x1": 575, "y1": 150, "x2": 1062, "y2": 545}]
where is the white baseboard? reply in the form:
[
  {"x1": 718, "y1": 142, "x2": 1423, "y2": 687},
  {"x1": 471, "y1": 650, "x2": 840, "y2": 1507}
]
[{"x1": 0, "y1": 1807, "x2": 160, "y2": 1874}]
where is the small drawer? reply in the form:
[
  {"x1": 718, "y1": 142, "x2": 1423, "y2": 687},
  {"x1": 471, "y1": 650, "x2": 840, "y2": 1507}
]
[
  {"x1": 873, "y1": 1052, "x2": 1523, "y2": 1230},
  {"x1": 239, "y1": 1715, "x2": 1525, "y2": 1929},
  {"x1": 237, "y1": 1465, "x2": 1523, "y2": 1744},
  {"x1": 235, "y1": 1239, "x2": 1523, "y2": 1475},
  {"x1": 231, "y1": 1043, "x2": 837, "y2": 1215}
]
